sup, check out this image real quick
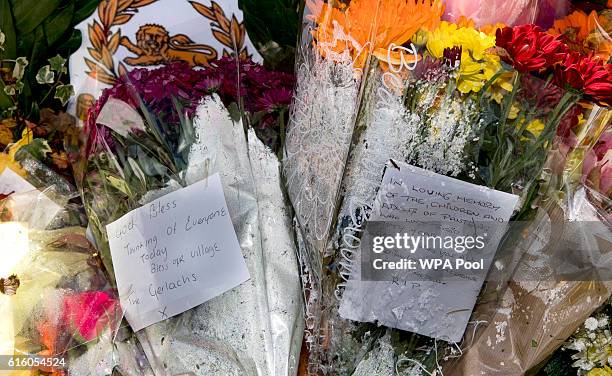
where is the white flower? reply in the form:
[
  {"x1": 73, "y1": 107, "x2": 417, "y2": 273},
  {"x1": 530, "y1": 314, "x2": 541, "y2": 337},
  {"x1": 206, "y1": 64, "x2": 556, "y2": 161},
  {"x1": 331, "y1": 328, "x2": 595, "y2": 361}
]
[
  {"x1": 566, "y1": 338, "x2": 587, "y2": 352},
  {"x1": 598, "y1": 316, "x2": 609, "y2": 328},
  {"x1": 586, "y1": 317, "x2": 599, "y2": 331},
  {"x1": 572, "y1": 358, "x2": 595, "y2": 371}
]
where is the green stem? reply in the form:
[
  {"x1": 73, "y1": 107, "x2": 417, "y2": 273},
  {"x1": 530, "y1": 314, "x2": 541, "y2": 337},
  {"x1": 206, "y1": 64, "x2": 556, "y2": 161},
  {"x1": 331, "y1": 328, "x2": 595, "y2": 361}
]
[
  {"x1": 495, "y1": 91, "x2": 580, "y2": 189},
  {"x1": 39, "y1": 71, "x2": 64, "y2": 106}
]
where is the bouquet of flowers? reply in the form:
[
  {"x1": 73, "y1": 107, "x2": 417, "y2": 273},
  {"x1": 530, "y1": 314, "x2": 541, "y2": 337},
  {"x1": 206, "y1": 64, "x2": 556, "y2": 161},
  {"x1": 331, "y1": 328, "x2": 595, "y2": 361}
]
[
  {"x1": 0, "y1": 165, "x2": 131, "y2": 375},
  {"x1": 450, "y1": 3, "x2": 612, "y2": 373},
  {"x1": 283, "y1": 0, "x2": 612, "y2": 374},
  {"x1": 447, "y1": 105, "x2": 612, "y2": 375},
  {"x1": 75, "y1": 57, "x2": 303, "y2": 375}
]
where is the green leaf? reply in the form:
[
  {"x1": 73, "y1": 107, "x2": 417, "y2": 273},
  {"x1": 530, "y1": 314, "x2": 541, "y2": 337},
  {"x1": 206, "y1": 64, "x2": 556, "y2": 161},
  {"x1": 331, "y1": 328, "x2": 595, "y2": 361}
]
[
  {"x1": 43, "y1": 2, "x2": 74, "y2": 47},
  {"x1": 0, "y1": 80, "x2": 12, "y2": 108},
  {"x1": 106, "y1": 175, "x2": 132, "y2": 196},
  {"x1": 12, "y1": 56, "x2": 28, "y2": 80},
  {"x1": 14, "y1": 138, "x2": 52, "y2": 161},
  {"x1": 56, "y1": 28, "x2": 82, "y2": 55},
  {"x1": 11, "y1": 0, "x2": 62, "y2": 34},
  {"x1": 54, "y1": 84, "x2": 74, "y2": 105},
  {"x1": 0, "y1": 0, "x2": 16, "y2": 58},
  {"x1": 14, "y1": 81, "x2": 23, "y2": 93},
  {"x1": 35, "y1": 65, "x2": 54, "y2": 84},
  {"x1": 3, "y1": 84, "x2": 15, "y2": 96},
  {"x1": 238, "y1": 0, "x2": 299, "y2": 68},
  {"x1": 73, "y1": 0, "x2": 98, "y2": 24},
  {"x1": 48, "y1": 54, "x2": 67, "y2": 73}
]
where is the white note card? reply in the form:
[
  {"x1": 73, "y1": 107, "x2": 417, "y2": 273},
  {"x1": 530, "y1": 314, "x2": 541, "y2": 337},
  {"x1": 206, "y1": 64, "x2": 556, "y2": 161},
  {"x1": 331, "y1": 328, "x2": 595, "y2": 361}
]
[
  {"x1": 107, "y1": 173, "x2": 250, "y2": 331},
  {"x1": 0, "y1": 168, "x2": 36, "y2": 194},
  {"x1": 339, "y1": 160, "x2": 519, "y2": 342}
]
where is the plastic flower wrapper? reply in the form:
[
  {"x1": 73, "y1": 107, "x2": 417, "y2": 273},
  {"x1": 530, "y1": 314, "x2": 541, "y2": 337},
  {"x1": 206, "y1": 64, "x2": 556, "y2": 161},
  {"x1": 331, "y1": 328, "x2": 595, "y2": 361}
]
[
  {"x1": 562, "y1": 311, "x2": 612, "y2": 375},
  {"x1": 75, "y1": 59, "x2": 302, "y2": 375},
  {"x1": 0, "y1": 187, "x2": 129, "y2": 375},
  {"x1": 442, "y1": 0, "x2": 552, "y2": 28},
  {"x1": 286, "y1": 4, "x2": 612, "y2": 373},
  {"x1": 445, "y1": 104, "x2": 612, "y2": 375},
  {"x1": 0, "y1": 134, "x2": 82, "y2": 230},
  {"x1": 283, "y1": 0, "x2": 446, "y2": 372}
]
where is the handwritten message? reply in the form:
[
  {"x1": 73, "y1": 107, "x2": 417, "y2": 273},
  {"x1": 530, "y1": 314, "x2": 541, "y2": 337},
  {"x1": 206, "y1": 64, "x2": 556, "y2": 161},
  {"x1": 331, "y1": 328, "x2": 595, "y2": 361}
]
[
  {"x1": 339, "y1": 160, "x2": 518, "y2": 342},
  {"x1": 107, "y1": 173, "x2": 249, "y2": 331}
]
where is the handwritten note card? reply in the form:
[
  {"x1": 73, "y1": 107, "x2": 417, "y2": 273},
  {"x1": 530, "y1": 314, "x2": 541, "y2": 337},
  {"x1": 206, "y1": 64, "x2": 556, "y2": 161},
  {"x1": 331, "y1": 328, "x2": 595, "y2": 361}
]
[
  {"x1": 107, "y1": 173, "x2": 249, "y2": 331},
  {"x1": 339, "y1": 160, "x2": 519, "y2": 342}
]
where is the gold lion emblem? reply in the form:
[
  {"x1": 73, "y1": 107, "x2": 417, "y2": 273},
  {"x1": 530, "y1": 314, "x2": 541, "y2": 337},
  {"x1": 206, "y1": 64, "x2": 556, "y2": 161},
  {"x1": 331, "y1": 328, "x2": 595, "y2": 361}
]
[{"x1": 120, "y1": 24, "x2": 218, "y2": 68}]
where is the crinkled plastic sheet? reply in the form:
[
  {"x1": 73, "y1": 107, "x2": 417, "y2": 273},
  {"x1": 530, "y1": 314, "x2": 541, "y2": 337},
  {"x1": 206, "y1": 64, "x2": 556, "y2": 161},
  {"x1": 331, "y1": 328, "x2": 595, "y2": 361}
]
[{"x1": 134, "y1": 97, "x2": 303, "y2": 376}]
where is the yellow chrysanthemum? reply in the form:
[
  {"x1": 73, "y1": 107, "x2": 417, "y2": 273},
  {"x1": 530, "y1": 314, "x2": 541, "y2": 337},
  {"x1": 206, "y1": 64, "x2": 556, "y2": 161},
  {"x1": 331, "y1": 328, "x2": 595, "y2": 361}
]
[
  {"x1": 426, "y1": 22, "x2": 501, "y2": 93},
  {"x1": 523, "y1": 119, "x2": 545, "y2": 139},
  {"x1": 412, "y1": 29, "x2": 429, "y2": 47},
  {"x1": 588, "y1": 366, "x2": 612, "y2": 376},
  {"x1": 507, "y1": 102, "x2": 520, "y2": 119}
]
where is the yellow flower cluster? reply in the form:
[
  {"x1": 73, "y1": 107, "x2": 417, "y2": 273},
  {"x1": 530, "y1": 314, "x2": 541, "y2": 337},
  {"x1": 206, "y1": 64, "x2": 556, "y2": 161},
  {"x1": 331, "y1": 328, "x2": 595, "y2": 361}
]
[
  {"x1": 425, "y1": 21, "x2": 501, "y2": 94},
  {"x1": 589, "y1": 366, "x2": 612, "y2": 376}
]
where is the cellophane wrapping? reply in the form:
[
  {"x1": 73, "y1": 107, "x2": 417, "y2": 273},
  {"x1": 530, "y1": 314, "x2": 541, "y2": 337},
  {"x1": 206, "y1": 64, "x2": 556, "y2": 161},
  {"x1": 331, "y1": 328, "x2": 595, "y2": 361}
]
[
  {"x1": 284, "y1": 0, "x2": 611, "y2": 374},
  {"x1": 0, "y1": 165, "x2": 129, "y2": 376},
  {"x1": 75, "y1": 57, "x2": 303, "y2": 375},
  {"x1": 446, "y1": 106, "x2": 612, "y2": 375}
]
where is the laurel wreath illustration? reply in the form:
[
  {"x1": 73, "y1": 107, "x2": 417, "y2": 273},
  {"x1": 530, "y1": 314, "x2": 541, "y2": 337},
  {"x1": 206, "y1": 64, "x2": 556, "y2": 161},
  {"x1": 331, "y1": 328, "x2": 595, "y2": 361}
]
[
  {"x1": 189, "y1": 1, "x2": 250, "y2": 59},
  {"x1": 85, "y1": 0, "x2": 250, "y2": 86}
]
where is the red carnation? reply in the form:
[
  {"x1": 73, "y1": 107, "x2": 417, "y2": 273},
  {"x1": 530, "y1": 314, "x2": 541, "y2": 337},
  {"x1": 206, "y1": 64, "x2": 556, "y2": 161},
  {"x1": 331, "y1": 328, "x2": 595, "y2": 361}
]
[
  {"x1": 555, "y1": 52, "x2": 612, "y2": 106},
  {"x1": 496, "y1": 25, "x2": 568, "y2": 73}
]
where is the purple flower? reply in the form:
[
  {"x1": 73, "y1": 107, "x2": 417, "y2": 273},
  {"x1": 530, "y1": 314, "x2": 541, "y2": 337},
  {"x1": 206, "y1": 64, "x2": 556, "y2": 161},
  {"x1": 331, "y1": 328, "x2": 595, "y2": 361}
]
[
  {"x1": 257, "y1": 87, "x2": 293, "y2": 112},
  {"x1": 84, "y1": 57, "x2": 295, "y2": 157}
]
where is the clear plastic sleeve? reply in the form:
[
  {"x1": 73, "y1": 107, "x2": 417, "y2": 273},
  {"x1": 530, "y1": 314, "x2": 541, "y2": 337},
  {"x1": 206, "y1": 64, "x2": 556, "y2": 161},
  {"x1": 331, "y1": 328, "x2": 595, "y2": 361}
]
[
  {"x1": 283, "y1": 1, "x2": 608, "y2": 374},
  {"x1": 75, "y1": 55, "x2": 303, "y2": 375}
]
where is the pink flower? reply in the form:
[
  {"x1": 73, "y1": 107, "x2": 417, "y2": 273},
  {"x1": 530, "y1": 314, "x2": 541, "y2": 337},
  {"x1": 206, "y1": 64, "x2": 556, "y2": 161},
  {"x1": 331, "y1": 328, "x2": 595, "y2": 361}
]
[
  {"x1": 583, "y1": 131, "x2": 612, "y2": 196},
  {"x1": 62, "y1": 291, "x2": 119, "y2": 342},
  {"x1": 443, "y1": 0, "x2": 545, "y2": 27}
]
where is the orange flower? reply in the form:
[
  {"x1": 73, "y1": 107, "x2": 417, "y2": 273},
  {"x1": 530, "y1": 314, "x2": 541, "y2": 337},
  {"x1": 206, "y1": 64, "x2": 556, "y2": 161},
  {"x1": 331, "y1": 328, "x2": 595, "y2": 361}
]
[
  {"x1": 456, "y1": 15, "x2": 475, "y2": 28},
  {"x1": 37, "y1": 320, "x2": 66, "y2": 376},
  {"x1": 306, "y1": 0, "x2": 444, "y2": 68},
  {"x1": 480, "y1": 22, "x2": 506, "y2": 36},
  {"x1": 549, "y1": 10, "x2": 612, "y2": 61},
  {"x1": 550, "y1": 10, "x2": 602, "y2": 42}
]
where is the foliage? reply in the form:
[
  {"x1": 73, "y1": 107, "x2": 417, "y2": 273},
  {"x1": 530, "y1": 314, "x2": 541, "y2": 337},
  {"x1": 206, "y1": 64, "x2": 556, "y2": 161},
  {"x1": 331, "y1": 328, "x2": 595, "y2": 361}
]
[
  {"x1": 238, "y1": 0, "x2": 300, "y2": 70},
  {"x1": 0, "y1": 0, "x2": 98, "y2": 118}
]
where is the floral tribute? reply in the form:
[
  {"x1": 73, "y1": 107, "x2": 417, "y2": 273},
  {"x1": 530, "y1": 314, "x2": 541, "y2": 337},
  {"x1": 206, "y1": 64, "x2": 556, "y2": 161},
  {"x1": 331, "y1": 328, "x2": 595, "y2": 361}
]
[{"x1": 284, "y1": 0, "x2": 612, "y2": 374}]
